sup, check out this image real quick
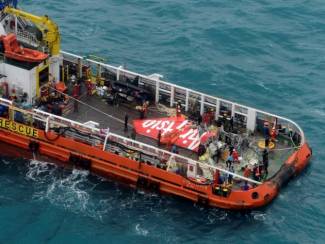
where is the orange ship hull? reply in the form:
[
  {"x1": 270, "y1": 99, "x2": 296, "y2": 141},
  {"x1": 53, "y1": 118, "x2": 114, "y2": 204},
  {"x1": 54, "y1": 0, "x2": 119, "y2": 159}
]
[{"x1": 0, "y1": 124, "x2": 312, "y2": 210}]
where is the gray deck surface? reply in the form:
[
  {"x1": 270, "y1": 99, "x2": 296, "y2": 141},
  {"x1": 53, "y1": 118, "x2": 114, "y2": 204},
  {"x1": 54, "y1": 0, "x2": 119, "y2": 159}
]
[
  {"x1": 66, "y1": 95, "x2": 197, "y2": 159},
  {"x1": 66, "y1": 94, "x2": 295, "y2": 182}
]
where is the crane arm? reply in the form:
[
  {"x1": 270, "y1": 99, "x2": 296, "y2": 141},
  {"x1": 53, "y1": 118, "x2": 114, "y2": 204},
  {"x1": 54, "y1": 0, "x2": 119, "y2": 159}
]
[{"x1": 3, "y1": 6, "x2": 60, "y2": 55}]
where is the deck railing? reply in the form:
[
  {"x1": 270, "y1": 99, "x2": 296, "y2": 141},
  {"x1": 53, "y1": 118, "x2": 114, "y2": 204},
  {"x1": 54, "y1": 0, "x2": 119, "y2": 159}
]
[
  {"x1": 60, "y1": 50, "x2": 305, "y2": 146},
  {"x1": 0, "y1": 98, "x2": 262, "y2": 185}
]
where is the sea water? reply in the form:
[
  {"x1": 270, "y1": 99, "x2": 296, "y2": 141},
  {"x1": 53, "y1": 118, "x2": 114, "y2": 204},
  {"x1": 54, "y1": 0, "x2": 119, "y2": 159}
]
[{"x1": 0, "y1": 0, "x2": 324, "y2": 243}]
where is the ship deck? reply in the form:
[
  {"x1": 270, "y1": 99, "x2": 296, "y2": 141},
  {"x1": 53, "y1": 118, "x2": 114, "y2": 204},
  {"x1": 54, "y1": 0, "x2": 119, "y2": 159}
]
[
  {"x1": 66, "y1": 93, "x2": 198, "y2": 158},
  {"x1": 66, "y1": 92, "x2": 296, "y2": 185}
]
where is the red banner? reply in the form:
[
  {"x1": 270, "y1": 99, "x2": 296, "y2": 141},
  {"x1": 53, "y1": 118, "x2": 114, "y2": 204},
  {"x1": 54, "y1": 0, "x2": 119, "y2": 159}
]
[{"x1": 133, "y1": 117, "x2": 216, "y2": 152}]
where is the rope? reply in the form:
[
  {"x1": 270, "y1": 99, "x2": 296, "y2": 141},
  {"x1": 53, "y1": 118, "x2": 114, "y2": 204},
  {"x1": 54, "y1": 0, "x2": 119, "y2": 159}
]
[
  {"x1": 269, "y1": 145, "x2": 301, "y2": 152},
  {"x1": 44, "y1": 127, "x2": 69, "y2": 141}
]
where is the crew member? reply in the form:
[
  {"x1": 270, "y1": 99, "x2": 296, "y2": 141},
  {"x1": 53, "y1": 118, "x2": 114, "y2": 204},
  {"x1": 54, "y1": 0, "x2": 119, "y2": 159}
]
[
  {"x1": 263, "y1": 121, "x2": 270, "y2": 148},
  {"x1": 228, "y1": 166, "x2": 234, "y2": 184},
  {"x1": 176, "y1": 101, "x2": 182, "y2": 117},
  {"x1": 270, "y1": 124, "x2": 277, "y2": 142},
  {"x1": 197, "y1": 144, "x2": 206, "y2": 157},
  {"x1": 124, "y1": 113, "x2": 129, "y2": 132},
  {"x1": 262, "y1": 149, "x2": 269, "y2": 175},
  {"x1": 157, "y1": 130, "x2": 162, "y2": 147},
  {"x1": 243, "y1": 165, "x2": 251, "y2": 178},
  {"x1": 229, "y1": 116, "x2": 234, "y2": 132},
  {"x1": 226, "y1": 154, "x2": 233, "y2": 168},
  {"x1": 139, "y1": 102, "x2": 148, "y2": 119},
  {"x1": 9, "y1": 89, "x2": 17, "y2": 101},
  {"x1": 197, "y1": 112, "x2": 202, "y2": 125},
  {"x1": 86, "y1": 79, "x2": 93, "y2": 96},
  {"x1": 72, "y1": 82, "x2": 80, "y2": 112},
  {"x1": 213, "y1": 147, "x2": 221, "y2": 164},
  {"x1": 131, "y1": 128, "x2": 136, "y2": 140},
  {"x1": 171, "y1": 144, "x2": 178, "y2": 154},
  {"x1": 253, "y1": 165, "x2": 261, "y2": 181},
  {"x1": 265, "y1": 136, "x2": 270, "y2": 148},
  {"x1": 51, "y1": 102, "x2": 62, "y2": 116},
  {"x1": 232, "y1": 149, "x2": 239, "y2": 162},
  {"x1": 242, "y1": 181, "x2": 250, "y2": 191}
]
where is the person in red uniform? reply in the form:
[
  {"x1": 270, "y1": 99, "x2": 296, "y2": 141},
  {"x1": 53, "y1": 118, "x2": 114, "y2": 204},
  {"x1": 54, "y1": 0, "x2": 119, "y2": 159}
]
[
  {"x1": 232, "y1": 149, "x2": 239, "y2": 162},
  {"x1": 157, "y1": 129, "x2": 162, "y2": 147},
  {"x1": 72, "y1": 82, "x2": 80, "y2": 112},
  {"x1": 243, "y1": 165, "x2": 251, "y2": 178},
  {"x1": 86, "y1": 79, "x2": 93, "y2": 96}
]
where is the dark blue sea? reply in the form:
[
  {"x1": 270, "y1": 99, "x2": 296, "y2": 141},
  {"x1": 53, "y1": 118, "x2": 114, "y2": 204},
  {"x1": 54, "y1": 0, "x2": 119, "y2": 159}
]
[{"x1": 1, "y1": 0, "x2": 324, "y2": 243}]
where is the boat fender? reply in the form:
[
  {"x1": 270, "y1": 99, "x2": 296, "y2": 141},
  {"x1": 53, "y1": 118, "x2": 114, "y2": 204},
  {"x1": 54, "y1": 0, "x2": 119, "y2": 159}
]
[
  {"x1": 270, "y1": 164, "x2": 295, "y2": 188},
  {"x1": 78, "y1": 157, "x2": 91, "y2": 169},
  {"x1": 69, "y1": 154, "x2": 91, "y2": 170},
  {"x1": 212, "y1": 185, "x2": 222, "y2": 196},
  {"x1": 28, "y1": 141, "x2": 39, "y2": 153},
  {"x1": 251, "y1": 192, "x2": 259, "y2": 200},
  {"x1": 137, "y1": 176, "x2": 148, "y2": 189},
  {"x1": 197, "y1": 195, "x2": 209, "y2": 206},
  {"x1": 148, "y1": 181, "x2": 160, "y2": 193}
]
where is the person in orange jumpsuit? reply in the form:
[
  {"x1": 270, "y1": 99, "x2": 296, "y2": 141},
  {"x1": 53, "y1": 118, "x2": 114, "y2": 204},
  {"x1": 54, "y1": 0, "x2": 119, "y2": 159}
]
[
  {"x1": 243, "y1": 165, "x2": 251, "y2": 178},
  {"x1": 86, "y1": 79, "x2": 93, "y2": 96},
  {"x1": 270, "y1": 124, "x2": 277, "y2": 142}
]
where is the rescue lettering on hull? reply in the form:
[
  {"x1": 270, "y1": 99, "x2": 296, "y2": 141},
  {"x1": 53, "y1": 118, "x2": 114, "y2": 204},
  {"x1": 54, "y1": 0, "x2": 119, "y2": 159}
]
[{"x1": 0, "y1": 118, "x2": 39, "y2": 138}]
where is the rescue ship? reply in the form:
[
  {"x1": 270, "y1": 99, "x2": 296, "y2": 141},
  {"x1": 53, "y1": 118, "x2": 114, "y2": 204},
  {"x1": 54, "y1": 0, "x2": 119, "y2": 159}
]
[{"x1": 0, "y1": 1, "x2": 312, "y2": 210}]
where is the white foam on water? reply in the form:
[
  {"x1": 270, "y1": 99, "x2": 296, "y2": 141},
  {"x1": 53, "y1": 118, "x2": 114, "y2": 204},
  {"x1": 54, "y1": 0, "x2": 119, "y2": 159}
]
[
  {"x1": 43, "y1": 168, "x2": 90, "y2": 212},
  {"x1": 26, "y1": 160, "x2": 57, "y2": 182},
  {"x1": 26, "y1": 160, "x2": 112, "y2": 220},
  {"x1": 256, "y1": 81, "x2": 271, "y2": 91},
  {"x1": 135, "y1": 223, "x2": 149, "y2": 236},
  {"x1": 252, "y1": 212, "x2": 267, "y2": 221},
  {"x1": 1, "y1": 159, "x2": 11, "y2": 165}
]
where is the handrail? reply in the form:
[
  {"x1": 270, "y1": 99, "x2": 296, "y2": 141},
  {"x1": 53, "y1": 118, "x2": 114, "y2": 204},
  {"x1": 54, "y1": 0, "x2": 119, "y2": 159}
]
[
  {"x1": 35, "y1": 109, "x2": 262, "y2": 185},
  {"x1": 0, "y1": 98, "x2": 261, "y2": 185},
  {"x1": 102, "y1": 128, "x2": 110, "y2": 151},
  {"x1": 60, "y1": 50, "x2": 305, "y2": 145}
]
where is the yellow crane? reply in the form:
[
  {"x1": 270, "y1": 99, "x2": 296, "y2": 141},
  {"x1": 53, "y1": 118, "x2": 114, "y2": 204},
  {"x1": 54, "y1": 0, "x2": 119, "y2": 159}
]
[{"x1": 3, "y1": 6, "x2": 60, "y2": 56}]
